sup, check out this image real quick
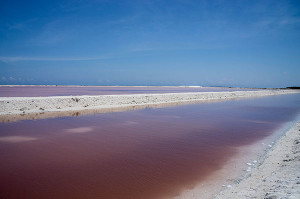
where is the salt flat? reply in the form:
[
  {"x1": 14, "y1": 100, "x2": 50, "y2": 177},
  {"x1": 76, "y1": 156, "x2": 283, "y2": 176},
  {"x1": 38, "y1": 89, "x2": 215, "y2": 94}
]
[{"x1": 0, "y1": 89, "x2": 299, "y2": 116}]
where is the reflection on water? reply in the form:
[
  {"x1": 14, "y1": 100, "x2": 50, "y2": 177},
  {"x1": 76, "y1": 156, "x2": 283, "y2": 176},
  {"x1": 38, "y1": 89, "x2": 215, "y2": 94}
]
[
  {"x1": 0, "y1": 94, "x2": 299, "y2": 199},
  {"x1": 0, "y1": 99, "x2": 226, "y2": 123},
  {"x1": 0, "y1": 136, "x2": 38, "y2": 143},
  {"x1": 0, "y1": 85, "x2": 258, "y2": 97},
  {"x1": 65, "y1": 127, "x2": 94, "y2": 134}
]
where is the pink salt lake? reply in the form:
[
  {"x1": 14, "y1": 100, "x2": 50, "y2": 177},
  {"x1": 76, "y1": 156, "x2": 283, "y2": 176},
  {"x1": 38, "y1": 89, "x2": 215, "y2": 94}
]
[{"x1": 0, "y1": 93, "x2": 299, "y2": 199}]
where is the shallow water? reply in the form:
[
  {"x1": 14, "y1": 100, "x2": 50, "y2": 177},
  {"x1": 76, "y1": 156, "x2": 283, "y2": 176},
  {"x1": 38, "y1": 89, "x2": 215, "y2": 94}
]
[
  {"x1": 0, "y1": 94, "x2": 299, "y2": 199},
  {"x1": 0, "y1": 86, "x2": 258, "y2": 97}
]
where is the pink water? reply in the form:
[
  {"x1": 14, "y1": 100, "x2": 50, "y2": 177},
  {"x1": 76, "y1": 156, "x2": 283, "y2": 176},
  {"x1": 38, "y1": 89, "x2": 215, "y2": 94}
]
[
  {"x1": 0, "y1": 94, "x2": 299, "y2": 199},
  {"x1": 0, "y1": 86, "x2": 259, "y2": 97}
]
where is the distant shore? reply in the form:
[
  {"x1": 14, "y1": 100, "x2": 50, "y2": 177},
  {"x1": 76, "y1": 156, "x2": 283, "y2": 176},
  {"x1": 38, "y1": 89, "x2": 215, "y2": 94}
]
[
  {"x1": 0, "y1": 84, "x2": 293, "y2": 89},
  {"x1": 0, "y1": 89, "x2": 299, "y2": 116}
]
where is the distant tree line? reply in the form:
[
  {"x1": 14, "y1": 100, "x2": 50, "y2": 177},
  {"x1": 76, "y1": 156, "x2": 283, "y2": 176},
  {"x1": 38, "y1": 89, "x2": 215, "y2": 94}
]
[{"x1": 286, "y1": 87, "x2": 300, "y2": 89}]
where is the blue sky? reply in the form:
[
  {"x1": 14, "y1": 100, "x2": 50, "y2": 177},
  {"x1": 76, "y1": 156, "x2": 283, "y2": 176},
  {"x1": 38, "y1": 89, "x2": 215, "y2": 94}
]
[{"x1": 0, "y1": 0, "x2": 299, "y2": 87}]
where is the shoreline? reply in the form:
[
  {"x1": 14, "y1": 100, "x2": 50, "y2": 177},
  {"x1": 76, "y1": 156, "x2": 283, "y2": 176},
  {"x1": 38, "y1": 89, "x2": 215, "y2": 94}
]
[
  {"x1": 175, "y1": 118, "x2": 300, "y2": 199},
  {"x1": 1, "y1": 90, "x2": 299, "y2": 116},
  {"x1": 0, "y1": 98, "x2": 230, "y2": 123},
  {"x1": 215, "y1": 120, "x2": 300, "y2": 199}
]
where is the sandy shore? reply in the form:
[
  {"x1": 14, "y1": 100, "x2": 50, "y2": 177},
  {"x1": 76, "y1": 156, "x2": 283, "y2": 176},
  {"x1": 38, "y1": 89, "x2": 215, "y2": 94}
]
[
  {"x1": 214, "y1": 121, "x2": 300, "y2": 199},
  {"x1": 174, "y1": 120, "x2": 300, "y2": 199},
  {"x1": 0, "y1": 99, "x2": 231, "y2": 123},
  {"x1": 0, "y1": 89, "x2": 299, "y2": 116}
]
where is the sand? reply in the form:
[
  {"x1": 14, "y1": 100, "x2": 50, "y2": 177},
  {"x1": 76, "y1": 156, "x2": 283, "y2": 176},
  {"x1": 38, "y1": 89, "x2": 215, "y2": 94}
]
[
  {"x1": 0, "y1": 89, "x2": 299, "y2": 116},
  {"x1": 213, "y1": 121, "x2": 300, "y2": 199},
  {"x1": 171, "y1": 117, "x2": 300, "y2": 199},
  {"x1": 0, "y1": 99, "x2": 231, "y2": 122}
]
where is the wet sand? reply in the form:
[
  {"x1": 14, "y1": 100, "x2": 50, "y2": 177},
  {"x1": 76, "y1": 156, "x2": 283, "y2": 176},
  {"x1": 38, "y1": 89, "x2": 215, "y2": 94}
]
[
  {"x1": 0, "y1": 94, "x2": 299, "y2": 199},
  {"x1": 215, "y1": 121, "x2": 300, "y2": 199},
  {"x1": 176, "y1": 118, "x2": 300, "y2": 199}
]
